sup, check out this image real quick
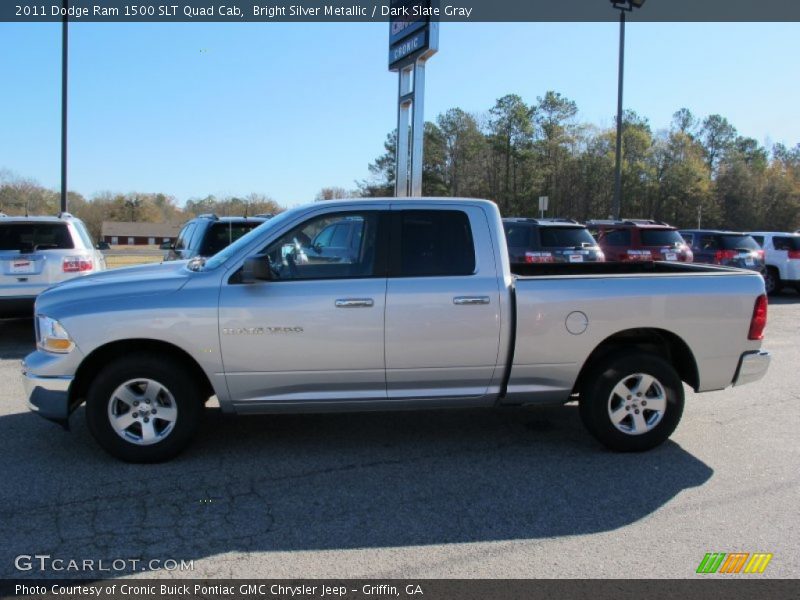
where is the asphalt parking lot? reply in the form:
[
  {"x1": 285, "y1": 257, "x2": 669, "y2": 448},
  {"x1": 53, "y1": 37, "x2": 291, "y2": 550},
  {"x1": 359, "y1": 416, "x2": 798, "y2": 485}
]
[{"x1": 0, "y1": 296, "x2": 798, "y2": 580}]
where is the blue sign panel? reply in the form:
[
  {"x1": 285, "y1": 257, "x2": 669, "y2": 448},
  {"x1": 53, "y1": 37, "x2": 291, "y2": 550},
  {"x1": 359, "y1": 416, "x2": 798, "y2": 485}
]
[
  {"x1": 389, "y1": 28, "x2": 428, "y2": 69},
  {"x1": 390, "y1": 15, "x2": 428, "y2": 46}
]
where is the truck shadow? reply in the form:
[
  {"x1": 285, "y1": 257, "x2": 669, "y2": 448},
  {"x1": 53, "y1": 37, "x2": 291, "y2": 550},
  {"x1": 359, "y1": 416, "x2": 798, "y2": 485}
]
[
  {"x1": 0, "y1": 318, "x2": 35, "y2": 359},
  {"x1": 0, "y1": 404, "x2": 713, "y2": 578}
]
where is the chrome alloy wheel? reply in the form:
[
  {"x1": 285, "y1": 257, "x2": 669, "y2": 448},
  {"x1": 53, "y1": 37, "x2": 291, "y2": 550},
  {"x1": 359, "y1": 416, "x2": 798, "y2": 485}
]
[
  {"x1": 607, "y1": 373, "x2": 667, "y2": 436},
  {"x1": 107, "y1": 378, "x2": 178, "y2": 445}
]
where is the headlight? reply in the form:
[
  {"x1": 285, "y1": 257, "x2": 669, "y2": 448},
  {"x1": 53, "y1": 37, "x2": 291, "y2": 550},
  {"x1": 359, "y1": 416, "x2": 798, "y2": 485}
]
[{"x1": 36, "y1": 315, "x2": 75, "y2": 353}]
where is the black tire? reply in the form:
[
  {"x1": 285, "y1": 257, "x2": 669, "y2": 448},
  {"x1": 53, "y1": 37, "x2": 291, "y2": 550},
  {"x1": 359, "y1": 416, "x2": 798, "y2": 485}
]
[
  {"x1": 579, "y1": 351, "x2": 684, "y2": 452},
  {"x1": 764, "y1": 267, "x2": 781, "y2": 296},
  {"x1": 85, "y1": 354, "x2": 203, "y2": 462}
]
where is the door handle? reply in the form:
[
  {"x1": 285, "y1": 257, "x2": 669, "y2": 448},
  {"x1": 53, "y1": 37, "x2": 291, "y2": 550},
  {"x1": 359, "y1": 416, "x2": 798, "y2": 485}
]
[
  {"x1": 335, "y1": 298, "x2": 374, "y2": 308},
  {"x1": 453, "y1": 296, "x2": 490, "y2": 305}
]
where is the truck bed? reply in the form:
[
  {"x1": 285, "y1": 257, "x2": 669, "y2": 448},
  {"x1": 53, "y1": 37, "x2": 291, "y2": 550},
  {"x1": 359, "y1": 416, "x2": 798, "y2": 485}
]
[{"x1": 511, "y1": 261, "x2": 737, "y2": 278}]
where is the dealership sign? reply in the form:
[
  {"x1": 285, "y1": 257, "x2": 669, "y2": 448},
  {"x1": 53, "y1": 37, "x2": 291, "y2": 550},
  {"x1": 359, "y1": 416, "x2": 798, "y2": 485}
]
[{"x1": 388, "y1": 0, "x2": 438, "y2": 70}]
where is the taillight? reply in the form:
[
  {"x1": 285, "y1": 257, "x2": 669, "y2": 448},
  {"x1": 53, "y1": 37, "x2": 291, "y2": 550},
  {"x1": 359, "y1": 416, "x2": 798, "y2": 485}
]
[
  {"x1": 788, "y1": 250, "x2": 800, "y2": 260},
  {"x1": 63, "y1": 256, "x2": 94, "y2": 273},
  {"x1": 596, "y1": 251, "x2": 606, "y2": 262},
  {"x1": 748, "y1": 294, "x2": 768, "y2": 341},
  {"x1": 714, "y1": 249, "x2": 738, "y2": 263},
  {"x1": 684, "y1": 249, "x2": 694, "y2": 263},
  {"x1": 756, "y1": 250, "x2": 765, "y2": 261},
  {"x1": 525, "y1": 251, "x2": 554, "y2": 264}
]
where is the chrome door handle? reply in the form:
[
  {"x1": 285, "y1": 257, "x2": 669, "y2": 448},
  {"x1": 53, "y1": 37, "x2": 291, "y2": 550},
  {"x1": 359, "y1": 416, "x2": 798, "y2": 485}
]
[
  {"x1": 453, "y1": 296, "x2": 490, "y2": 305},
  {"x1": 335, "y1": 298, "x2": 374, "y2": 308}
]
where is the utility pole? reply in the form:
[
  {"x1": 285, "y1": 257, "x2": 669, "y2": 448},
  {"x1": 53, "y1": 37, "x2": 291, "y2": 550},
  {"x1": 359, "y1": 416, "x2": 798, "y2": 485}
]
[{"x1": 60, "y1": 2, "x2": 68, "y2": 213}]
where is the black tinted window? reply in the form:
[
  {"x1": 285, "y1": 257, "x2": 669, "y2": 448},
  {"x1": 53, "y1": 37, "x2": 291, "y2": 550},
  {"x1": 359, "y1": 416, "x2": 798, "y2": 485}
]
[
  {"x1": 540, "y1": 227, "x2": 596, "y2": 248},
  {"x1": 720, "y1": 235, "x2": 760, "y2": 251},
  {"x1": 504, "y1": 224, "x2": 531, "y2": 247},
  {"x1": 773, "y1": 236, "x2": 800, "y2": 251},
  {"x1": 397, "y1": 210, "x2": 475, "y2": 277},
  {"x1": 175, "y1": 223, "x2": 196, "y2": 250},
  {"x1": 603, "y1": 229, "x2": 631, "y2": 246},
  {"x1": 0, "y1": 223, "x2": 74, "y2": 251},
  {"x1": 201, "y1": 222, "x2": 262, "y2": 256},
  {"x1": 640, "y1": 229, "x2": 684, "y2": 246}
]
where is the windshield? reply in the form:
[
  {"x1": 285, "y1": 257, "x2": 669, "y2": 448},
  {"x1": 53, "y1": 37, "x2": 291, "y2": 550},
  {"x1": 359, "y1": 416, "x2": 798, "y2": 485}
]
[
  {"x1": 640, "y1": 229, "x2": 684, "y2": 247},
  {"x1": 201, "y1": 209, "x2": 297, "y2": 270},
  {"x1": 539, "y1": 227, "x2": 596, "y2": 248},
  {"x1": 720, "y1": 235, "x2": 760, "y2": 251}
]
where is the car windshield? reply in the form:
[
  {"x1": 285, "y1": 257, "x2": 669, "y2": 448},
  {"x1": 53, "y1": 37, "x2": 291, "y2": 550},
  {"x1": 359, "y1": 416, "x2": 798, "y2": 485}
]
[
  {"x1": 503, "y1": 224, "x2": 531, "y2": 247},
  {"x1": 201, "y1": 209, "x2": 296, "y2": 270},
  {"x1": 0, "y1": 223, "x2": 74, "y2": 251},
  {"x1": 539, "y1": 227, "x2": 596, "y2": 248},
  {"x1": 640, "y1": 229, "x2": 684, "y2": 246},
  {"x1": 720, "y1": 235, "x2": 760, "y2": 251}
]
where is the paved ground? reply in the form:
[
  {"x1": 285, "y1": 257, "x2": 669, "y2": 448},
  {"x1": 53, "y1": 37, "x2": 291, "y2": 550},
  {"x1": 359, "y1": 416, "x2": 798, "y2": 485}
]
[{"x1": 0, "y1": 296, "x2": 797, "y2": 580}]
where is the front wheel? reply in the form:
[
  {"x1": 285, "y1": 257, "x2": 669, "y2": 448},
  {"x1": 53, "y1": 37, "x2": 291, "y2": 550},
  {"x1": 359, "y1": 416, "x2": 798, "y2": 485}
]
[
  {"x1": 85, "y1": 354, "x2": 203, "y2": 462},
  {"x1": 579, "y1": 351, "x2": 684, "y2": 452}
]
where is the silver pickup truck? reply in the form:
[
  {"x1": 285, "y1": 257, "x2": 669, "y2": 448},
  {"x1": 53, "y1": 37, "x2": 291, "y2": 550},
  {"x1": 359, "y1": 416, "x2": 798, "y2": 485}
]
[{"x1": 22, "y1": 199, "x2": 771, "y2": 462}]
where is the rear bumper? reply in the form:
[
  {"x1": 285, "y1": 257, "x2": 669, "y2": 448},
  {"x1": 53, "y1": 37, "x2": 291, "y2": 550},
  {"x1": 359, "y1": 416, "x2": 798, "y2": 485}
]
[
  {"x1": 0, "y1": 296, "x2": 36, "y2": 317},
  {"x1": 23, "y1": 367, "x2": 73, "y2": 425},
  {"x1": 733, "y1": 351, "x2": 771, "y2": 387}
]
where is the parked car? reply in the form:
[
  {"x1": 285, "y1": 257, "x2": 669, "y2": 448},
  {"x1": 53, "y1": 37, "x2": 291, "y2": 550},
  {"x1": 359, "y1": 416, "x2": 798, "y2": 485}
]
[
  {"x1": 746, "y1": 231, "x2": 800, "y2": 295},
  {"x1": 679, "y1": 230, "x2": 764, "y2": 273},
  {"x1": 23, "y1": 198, "x2": 770, "y2": 462},
  {"x1": 503, "y1": 218, "x2": 604, "y2": 264},
  {"x1": 587, "y1": 220, "x2": 693, "y2": 262},
  {"x1": 163, "y1": 214, "x2": 271, "y2": 261},
  {"x1": 0, "y1": 213, "x2": 106, "y2": 316}
]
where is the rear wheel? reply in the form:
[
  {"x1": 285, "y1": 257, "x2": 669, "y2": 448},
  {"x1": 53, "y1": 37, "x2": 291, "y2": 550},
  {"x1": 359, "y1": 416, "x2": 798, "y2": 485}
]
[
  {"x1": 764, "y1": 267, "x2": 781, "y2": 296},
  {"x1": 85, "y1": 354, "x2": 203, "y2": 462},
  {"x1": 579, "y1": 351, "x2": 684, "y2": 452}
]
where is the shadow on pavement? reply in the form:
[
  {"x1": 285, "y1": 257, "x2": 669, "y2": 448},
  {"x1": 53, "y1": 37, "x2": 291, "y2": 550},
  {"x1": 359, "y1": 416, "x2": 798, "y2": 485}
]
[
  {"x1": 0, "y1": 318, "x2": 35, "y2": 359},
  {"x1": 0, "y1": 403, "x2": 713, "y2": 578}
]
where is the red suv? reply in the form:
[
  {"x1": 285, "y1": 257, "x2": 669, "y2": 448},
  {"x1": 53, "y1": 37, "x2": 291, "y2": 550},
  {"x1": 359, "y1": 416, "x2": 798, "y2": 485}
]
[{"x1": 587, "y1": 220, "x2": 693, "y2": 263}]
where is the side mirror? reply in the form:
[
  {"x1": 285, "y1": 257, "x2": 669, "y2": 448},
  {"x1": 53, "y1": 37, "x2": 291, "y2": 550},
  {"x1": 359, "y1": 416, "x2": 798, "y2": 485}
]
[
  {"x1": 241, "y1": 254, "x2": 272, "y2": 284},
  {"x1": 159, "y1": 241, "x2": 174, "y2": 250}
]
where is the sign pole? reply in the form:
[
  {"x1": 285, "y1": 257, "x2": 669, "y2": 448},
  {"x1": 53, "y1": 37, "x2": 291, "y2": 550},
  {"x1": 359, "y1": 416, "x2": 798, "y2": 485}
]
[
  {"x1": 395, "y1": 65, "x2": 413, "y2": 197},
  {"x1": 410, "y1": 59, "x2": 425, "y2": 197},
  {"x1": 389, "y1": 2, "x2": 438, "y2": 198}
]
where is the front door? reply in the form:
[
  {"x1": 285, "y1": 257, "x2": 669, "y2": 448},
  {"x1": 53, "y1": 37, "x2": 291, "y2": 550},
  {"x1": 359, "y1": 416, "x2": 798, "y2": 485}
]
[{"x1": 219, "y1": 209, "x2": 388, "y2": 406}]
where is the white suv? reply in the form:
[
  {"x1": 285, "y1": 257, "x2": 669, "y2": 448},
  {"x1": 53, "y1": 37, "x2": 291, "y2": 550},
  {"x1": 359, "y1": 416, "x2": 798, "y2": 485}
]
[
  {"x1": 0, "y1": 213, "x2": 106, "y2": 316},
  {"x1": 747, "y1": 231, "x2": 800, "y2": 295}
]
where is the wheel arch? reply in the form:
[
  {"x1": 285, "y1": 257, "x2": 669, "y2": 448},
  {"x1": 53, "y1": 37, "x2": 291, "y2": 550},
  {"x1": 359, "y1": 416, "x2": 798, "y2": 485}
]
[
  {"x1": 70, "y1": 339, "x2": 216, "y2": 409},
  {"x1": 572, "y1": 328, "x2": 699, "y2": 394}
]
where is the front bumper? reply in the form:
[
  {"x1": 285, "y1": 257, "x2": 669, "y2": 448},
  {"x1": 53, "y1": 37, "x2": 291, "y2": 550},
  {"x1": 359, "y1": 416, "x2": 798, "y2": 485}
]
[
  {"x1": 23, "y1": 368, "x2": 73, "y2": 425},
  {"x1": 733, "y1": 351, "x2": 771, "y2": 387}
]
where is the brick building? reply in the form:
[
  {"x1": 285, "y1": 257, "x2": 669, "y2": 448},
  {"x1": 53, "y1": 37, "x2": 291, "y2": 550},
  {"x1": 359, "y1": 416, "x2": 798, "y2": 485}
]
[{"x1": 101, "y1": 221, "x2": 183, "y2": 246}]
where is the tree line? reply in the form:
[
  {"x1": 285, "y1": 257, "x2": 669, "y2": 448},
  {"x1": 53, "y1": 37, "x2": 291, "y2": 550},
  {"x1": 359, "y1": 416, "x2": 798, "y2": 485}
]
[
  {"x1": 0, "y1": 170, "x2": 282, "y2": 241},
  {"x1": 357, "y1": 93, "x2": 800, "y2": 231}
]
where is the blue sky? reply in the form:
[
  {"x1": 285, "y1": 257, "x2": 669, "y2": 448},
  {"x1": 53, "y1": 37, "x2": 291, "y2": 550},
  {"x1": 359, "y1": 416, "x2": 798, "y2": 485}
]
[{"x1": 0, "y1": 22, "x2": 798, "y2": 207}]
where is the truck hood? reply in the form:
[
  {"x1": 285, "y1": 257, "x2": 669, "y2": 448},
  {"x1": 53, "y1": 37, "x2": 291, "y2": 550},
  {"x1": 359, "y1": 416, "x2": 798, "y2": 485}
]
[{"x1": 36, "y1": 261, "x2": 192, "y2": 315}]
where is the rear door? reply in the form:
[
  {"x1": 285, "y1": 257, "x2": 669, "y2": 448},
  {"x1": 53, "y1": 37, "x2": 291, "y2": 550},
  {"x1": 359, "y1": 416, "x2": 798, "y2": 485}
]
[{"x1": 384, "y1": 205, "x2": 501, "y2": 400}]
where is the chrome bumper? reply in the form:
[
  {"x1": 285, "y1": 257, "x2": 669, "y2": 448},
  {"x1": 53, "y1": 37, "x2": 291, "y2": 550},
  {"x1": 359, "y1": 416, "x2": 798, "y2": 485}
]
[
  {"x1": 24, "y1": 369, "x2": 74, "y2": 424},
  {"x1": 733, "y1": 351, "x2": 771, "y2": 387}
]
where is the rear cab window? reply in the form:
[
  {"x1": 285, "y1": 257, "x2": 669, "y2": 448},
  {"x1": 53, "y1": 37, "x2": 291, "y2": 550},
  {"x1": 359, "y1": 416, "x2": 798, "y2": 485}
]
[
  {"x1": 0, "y1": 222, "x2": 74, "y2": 251},
  {"x1": 394, "y1": 210, "x2": 475, "y2": 277}
]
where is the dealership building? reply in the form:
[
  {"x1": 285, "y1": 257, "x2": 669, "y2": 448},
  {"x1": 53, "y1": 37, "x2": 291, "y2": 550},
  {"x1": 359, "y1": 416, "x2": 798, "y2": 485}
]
[{"x1": 100, "y1": 221, "x2": 183, "y2": 246}]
